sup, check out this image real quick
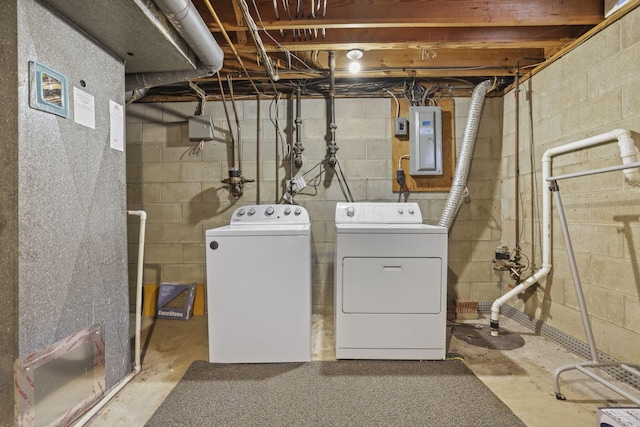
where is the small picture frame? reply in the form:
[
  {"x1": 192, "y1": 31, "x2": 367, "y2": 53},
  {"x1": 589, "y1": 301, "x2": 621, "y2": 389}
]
[{"x1": 29, "y1": 61, "x2": 69, "y2": 118}]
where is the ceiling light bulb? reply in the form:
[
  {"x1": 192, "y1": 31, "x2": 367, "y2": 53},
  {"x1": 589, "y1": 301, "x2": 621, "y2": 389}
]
[
  {"x1": 346, "y1": 49, "x2": 363, "y2": 61},
  {"x1": 349, "y1": 61, "x2": 361, "y2": 73}
]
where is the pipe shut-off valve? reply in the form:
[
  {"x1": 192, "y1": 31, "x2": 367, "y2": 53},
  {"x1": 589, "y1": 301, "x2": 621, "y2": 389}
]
[
  {"x1": 493, "y1": 245, "x2": 525, "y2": 283},
  {"x1": 222, "y1": 167, "x2": 254, "y2": 198}
]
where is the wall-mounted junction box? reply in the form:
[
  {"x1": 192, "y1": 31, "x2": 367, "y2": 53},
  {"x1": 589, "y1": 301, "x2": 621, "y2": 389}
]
[
  {"x1": 409, "y1": 106, "x2": 443, "y2": 176},
  {"x1": 394, "y1": 117, "x2": 408, "y2": 136},
  {"x1": 189, "y1": 115, "x2": 214, "y2": 141}
]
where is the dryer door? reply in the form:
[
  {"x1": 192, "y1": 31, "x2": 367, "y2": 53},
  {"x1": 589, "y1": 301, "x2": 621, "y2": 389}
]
[{"x1": 342, "y1": 257, "x2": 442, "y2": 314}]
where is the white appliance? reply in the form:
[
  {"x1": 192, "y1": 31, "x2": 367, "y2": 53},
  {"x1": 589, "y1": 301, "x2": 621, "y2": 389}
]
[
  {"x1": 334, "y1": 202, "x2": 448, "y2": 360},
  {"x1": 205, "y1": 204, "x2": 311, "y2": 363}
]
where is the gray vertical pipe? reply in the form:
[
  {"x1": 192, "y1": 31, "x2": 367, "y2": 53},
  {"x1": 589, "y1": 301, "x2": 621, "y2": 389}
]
[
  {"x1": 327, "y1": 51, "x2": 338, "y2": 166},
  {"x1": 294, "y1": 87, "x2": 304, "y2": 168}
]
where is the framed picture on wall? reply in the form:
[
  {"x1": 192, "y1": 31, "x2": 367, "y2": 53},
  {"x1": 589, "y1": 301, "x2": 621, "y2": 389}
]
[{"x1": 28, "y1": 61, "x2": 69, "y2": 118}]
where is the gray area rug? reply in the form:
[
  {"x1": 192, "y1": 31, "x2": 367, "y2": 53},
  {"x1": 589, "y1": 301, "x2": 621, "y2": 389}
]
[{"x1": 146, "y1": 360, "x2": 525, "y2": 427}]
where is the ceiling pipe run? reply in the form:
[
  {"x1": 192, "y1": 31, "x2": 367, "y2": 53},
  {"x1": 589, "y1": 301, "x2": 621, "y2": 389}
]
[
  {"x1": 125, "y1": 0, "x2": 224, "y2": 91},
  {"x1": 489, "y1": 128, "x2": 639, "y2": 336}
]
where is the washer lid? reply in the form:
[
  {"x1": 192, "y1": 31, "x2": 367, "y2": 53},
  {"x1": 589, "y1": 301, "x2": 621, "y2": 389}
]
[
  {"x1": 206, "y1": 224, "x2": 310, "y2": 237},
  {"x1": 335, "y1": 202, "x2": 423, "y2": 224}
]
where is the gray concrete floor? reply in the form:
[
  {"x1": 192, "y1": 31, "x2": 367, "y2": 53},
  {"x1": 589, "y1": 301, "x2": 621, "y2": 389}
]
[{"x1": 84, "y1": 314, "x2": 638, "y2": 426}]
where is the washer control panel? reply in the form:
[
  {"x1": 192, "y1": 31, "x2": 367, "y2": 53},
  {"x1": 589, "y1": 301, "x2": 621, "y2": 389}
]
[
  {"x1": 231, "y1": 204, "x2": 309, "y2": 224},
  {"x1": 335, "y1": 202, "x2": 423, "y2": 224}
]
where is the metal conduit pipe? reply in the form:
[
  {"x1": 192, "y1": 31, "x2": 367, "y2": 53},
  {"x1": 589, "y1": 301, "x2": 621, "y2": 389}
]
[
  {"x1": 125, "y1": 88, "x2": 149, "y2": 106},
  {"x1": 227, "y1": 75, "x2": 242, "y2": 174},
  {"x1": 490, "y1": 128, "x2": 639, "y2": 336},
  {"x1": 216, "y1": 73, "x2": 236, "y2": 169},
  {"x1": 256, "y1": 96, "x2": 261, "y2": 203},
  {"x1": 125, "y1": 0, "x2": 223, "y2": 91},
  {"x1": 438, "y1": 79, "x2": 494, "y2": 230},
  {"x1": 327, "y1": 51, "x2": 338, "y2": 166},
  {"x1": 294, "y1": 86, "x2": 304, "y2": 168}
]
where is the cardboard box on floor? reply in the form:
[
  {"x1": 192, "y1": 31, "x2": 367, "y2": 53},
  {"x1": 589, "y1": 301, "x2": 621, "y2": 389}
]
[
  {"x1": 156, "y1": 282, "x2": 196, "y2": 320},
  {"x1": 142, "y1": 283, "x2": 205, "y2": 318}
]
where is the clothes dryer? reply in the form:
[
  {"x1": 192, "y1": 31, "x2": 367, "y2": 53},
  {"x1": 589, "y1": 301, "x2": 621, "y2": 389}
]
[{"x1": 334, "y1": 202, "x2": 447, "y2": 360}]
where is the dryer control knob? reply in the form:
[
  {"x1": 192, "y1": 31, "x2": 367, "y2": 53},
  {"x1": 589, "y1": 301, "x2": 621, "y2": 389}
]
[
  {"x1": 248, "y1": 208, "x2": 256, "y2": 216},
  {"x1": 284, "y1": 207, "x2": 291, "y2": 215},
  {"x1": 265, "y1": 206, "x2": 275, "y2": 216},
  {"x1": 237, "y1": 208, "x2": 246, "y2": 216},
  {"x1": 346, "y1": 207, "x2": 355, "y2": 217},
  {"x1": 398, "y1": 208, "x2": 404, "y2": 214},
  {"x1": 294, "y1": 207, "x2": 302, "y2": 216},
  {"x1": 408, "y1": 208, "x2": 415, "y2": 215}
]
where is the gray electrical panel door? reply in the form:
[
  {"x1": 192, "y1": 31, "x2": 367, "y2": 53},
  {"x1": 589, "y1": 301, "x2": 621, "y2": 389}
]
[{"x1": 409, "y1": 106, "x2": 443, "y2": 175}]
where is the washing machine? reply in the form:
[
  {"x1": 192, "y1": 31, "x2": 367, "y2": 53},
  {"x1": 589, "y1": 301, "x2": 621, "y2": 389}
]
[
  {"x1": 205, "y1": 204, "x2": 311, "y2": 363},
  {"x1": 334, "y1": 202, "x2": 448, "y2": 360}
]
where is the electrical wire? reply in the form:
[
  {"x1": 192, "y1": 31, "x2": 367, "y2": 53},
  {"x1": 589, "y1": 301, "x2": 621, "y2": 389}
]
[
  {"x1": 334, "y1": 157, "x2": 355, "y2": 202},
  {"x1": 527, "y1": 78, "x2": 544, "y2": 265},
  {"x1": 385, "y1": 89, "x2": 400, "y2": 118},
  {"x1": 250, "y1": 0, "x2": 323, "y2": 74},
  {"x1": 202, "y1": 0, "x2": 262, "y2": 95},
  {"x1": 301, "y1": 157, "x2": 327, "y2": 180},
  {"x1": 270, "y1": 93, "x2": 289, "y2": 160},
  {"x1": 146, "y1": 77, "x2": 485, "y2": 101}
]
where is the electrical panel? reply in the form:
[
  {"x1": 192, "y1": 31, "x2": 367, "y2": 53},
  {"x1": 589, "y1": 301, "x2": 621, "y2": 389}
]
[
  {"x1": 409, "y1": 106, "x2": 443, "y2": 176},
  {"x1": 188, "y1": 115, "x2": 214, "y2": 141}
]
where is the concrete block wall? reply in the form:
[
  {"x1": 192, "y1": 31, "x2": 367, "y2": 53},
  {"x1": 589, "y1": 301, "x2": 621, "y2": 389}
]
[
  {"x1": 502, "y1": 8, "x2": 640, "y2": 363},
  {"x1": 126, "y1": 95, "x2": 504, "y2": 318}
]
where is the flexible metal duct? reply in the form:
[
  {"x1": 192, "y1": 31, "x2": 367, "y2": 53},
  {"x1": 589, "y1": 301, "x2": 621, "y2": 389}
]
[
  {"x1": 125, "y1": 0, "x2": 224, "y2": 91},
  {"x1": 438, "y1": 79, "x2": 494, "y2": 230}
]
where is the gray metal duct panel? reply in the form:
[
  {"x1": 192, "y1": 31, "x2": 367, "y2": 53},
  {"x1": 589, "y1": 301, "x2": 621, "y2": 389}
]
[
  {"x1": 40, "y1": 0, "x2": 196, "y2": 73},
  {"x1": 0, "y1": 1, "x2": 19, "y2": 424},
  {"x1": 17, "y1": 0, "x2": 129, "y2": 393}
]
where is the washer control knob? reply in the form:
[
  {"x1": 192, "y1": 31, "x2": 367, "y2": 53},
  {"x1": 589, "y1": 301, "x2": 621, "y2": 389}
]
[
  {"x1": 346, "y1": 207, "x2": 355, "y2": 217},
  {"x1": 408, "y1": 208, "x2": 415, "y2": 215},
  {"x1": 248, "y1": 208, "x2": 256, "y2": 216},
  {"x1": 284, "y1": 207, "x2": 291, "y2": 215},
  {"x1": 398, "y1": 208, "x2": 404, "y2": 214},
  {"x1": 294, "y1": 207, "x2": 302, "y2": 216},
  {"x1": 265, "y1": 206, "x2": 275, "y2": 216},
  {"x1": 237, "y1": 208, "x2": 246, "y2": 216}
]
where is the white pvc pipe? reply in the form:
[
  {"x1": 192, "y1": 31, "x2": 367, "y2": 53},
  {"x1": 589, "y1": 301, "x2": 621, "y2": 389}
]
[
  {"x1": 73, "y1": 210, "x2": 147, "y2": 426},
  {"x1": 617, "y1": 130, "x2": 640, "y2": 183},
  {"x1": 128, "y1": 210, "x2": 147, "y2": 372},
  {"x1": 490, "y1": 128, "x2": 637, "y2": 336}
]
